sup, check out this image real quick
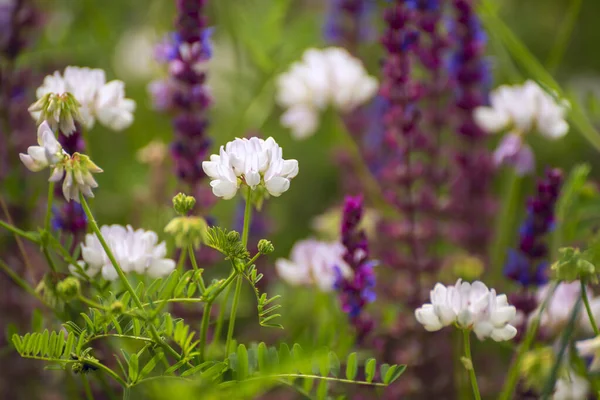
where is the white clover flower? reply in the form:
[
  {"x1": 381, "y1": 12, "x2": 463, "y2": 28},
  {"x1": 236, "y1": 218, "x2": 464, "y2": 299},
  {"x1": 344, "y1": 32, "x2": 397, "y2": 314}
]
[
  {"x1": 275, "y1": 239, "x2": 352, "y2": 291},
  {"x1": 19, "y1": 121, "x2": 103, "y2": 203},
  {"x1": 553, "y1": 371, "x2": 589, "y2": 400},
  {"x1": 415, "y1": 279, "x2": 517, "y2": 342},
  {"x1": 473, "y1": 80, "x2": 569, "y2": 175},
  {"x1": 576, "y1": 336, "x2": 600, "y2": 372},
  {"x1": 202, "y1": 137, "x2": 298, "y2": 200},
  {"x1": 72, "y1": 225, "x2": 175, "y2": 281},
  {"x1": 276, "y1": 47, "x2": 378, "y2": 139},
  {"x1": 19, "y1": 121, "x2": 65, "y2": 172},
  {"x1": 32, "y1": 66, "x2": 136, "y2": 133}
]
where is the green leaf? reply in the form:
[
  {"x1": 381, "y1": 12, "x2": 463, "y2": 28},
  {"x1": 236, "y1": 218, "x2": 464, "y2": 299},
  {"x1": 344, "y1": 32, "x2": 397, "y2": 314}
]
[
  {"x1": 236, "y1": 344, "x2": 249, "y2": 380},
  {"x1": 139, "y1": 351, "x2": 164, "y2": 380},
  {"x1": 346, "y1": 353, "x2": 358, "y2": 381},
  {"x1": 279, "y1": 343, "x2": 291, "y2": 365},
  {"x1": 64, "y1": 332, "x2": 76, "y2": 356},
  {"x1": 365, "y1": 358, "x2": 376, "y2": 383},
  {"x1": 329, "y1": 352, "x2": 340, "y2": 378},
  {"x1": 316, "y1": 380, "x2": 328, "y2": 400},
  {"x1": 384, "y1": 365, "x2": 406, "y2": 384},
  {"x1": 181, "y1": 361, "x2": 212, "y2": 377},
  {"x1": 380, "y1": 364, "x2": 390, "y2": 382},
  {"x1": 257, "y1": 342, "x2": 268, "y2": 371},
  {"x1": 128, "y1": 353, "x2": 139, "y2": 383}
]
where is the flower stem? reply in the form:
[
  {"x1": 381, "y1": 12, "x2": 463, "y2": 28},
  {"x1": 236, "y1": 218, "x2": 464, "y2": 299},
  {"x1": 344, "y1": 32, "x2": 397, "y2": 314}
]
[
  {"x1": 581, "y1": 280, "x2": 600, "y2": 336},
  {"x1": 176, "y1": 249, "x2": 186, "y2": 271},
  {"x1": 224, "y1": 187, "x2": 253, "y2": 356},
  {"x1": 462, "y1": 330, "x2": 481, "y2": 400},
  {"x1": 198, "y1": 302, "x2": 212, "y2": 361},
  {"x1": 44, "y1": 182, "x2": 55, "y2": 232},
  {"x1": 188, "y1": 245, "x2": 206, "y2": 293},
  {"x1": 79, "y1": 194, "x2": 182, "y2": 361}
]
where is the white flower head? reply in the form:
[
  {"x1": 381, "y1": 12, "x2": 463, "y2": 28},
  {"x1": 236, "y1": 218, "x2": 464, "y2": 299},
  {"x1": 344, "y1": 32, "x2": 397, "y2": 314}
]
[
  {"x1": 576, "y1": 335, "x2": 600, "y2": 373},
  {"x1": 275, "y1": 239, "x2": 352, "y2": 292},
  {"x1": 32, "y1": 66, "x2": 136, "y2": 133},
  {"x1": 276, "y1": 47, "x2": 378, "y2": 139},
  {"x1": 553, "y1": 371, "x2": 589, "y2": 400},
  {"x1": 72, "y1": 225, "x2": 175, "y2": 281},
  {"x1": 202, "y1": 136, "x2": 298, "y2": 200},
  {"x1": 415, "y1": 279, "x2": 517, "y2": 342},
  {"x1": 19, "y1": 121, "x2": 65, "y2": 172}
]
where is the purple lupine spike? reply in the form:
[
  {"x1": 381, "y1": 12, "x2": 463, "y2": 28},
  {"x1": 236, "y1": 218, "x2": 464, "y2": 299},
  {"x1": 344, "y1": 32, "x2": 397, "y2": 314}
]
[
  {"x1": 335, "y1": 195, "x2": 376, "y2": 342},
  {"x1": 323, "y1": 0, "x2": 375, "y2": 52},
  {"x1": 504, "y1": 168, "x2": 563, "y2": 287},
  {"x1": 150, "y1": 0, "x2": 213, "y2": 208}
]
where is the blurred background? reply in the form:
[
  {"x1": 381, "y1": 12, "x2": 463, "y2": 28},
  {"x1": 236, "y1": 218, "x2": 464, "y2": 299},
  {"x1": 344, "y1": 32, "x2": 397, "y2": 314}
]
[{"x1": 2, "y1": 0, "x2": 600, "y2": 398}]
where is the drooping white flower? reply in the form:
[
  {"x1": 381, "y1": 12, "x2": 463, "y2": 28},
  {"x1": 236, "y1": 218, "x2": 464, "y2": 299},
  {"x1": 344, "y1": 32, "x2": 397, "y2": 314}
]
[
  {"x1": 32, "y1": 66, "x2": 136, "y2": 133},
  {"x1": 473, "y1": 80, "x2": 569, "y2": 175},
  {"x1": 19, "y1": 122, "x2": 103, "y2": 203},
  {"x1": 575, "y1": 336, "x2": 600, "y2": 372},
  {"x1": 72, "y1": 225, "x2": 175, "y2": 281},
  {"x1": 553, "y1": 371, "x2": 589, "y2": 400},
  {"x1": 202, "y1": 137, "x2": 298, "y2": 200},
  {"x1": 19, "y1": 121, "x2": 65, "y2": 172},
  {"x1": 415, "y1": 279, "x2": 517, "y2": 341},
  {"x1": 276, "y1": 47, "x2": 378, "y2": 139},
  {"x1": 275, "y1": 239, "x2": 352, "y2": 291}
]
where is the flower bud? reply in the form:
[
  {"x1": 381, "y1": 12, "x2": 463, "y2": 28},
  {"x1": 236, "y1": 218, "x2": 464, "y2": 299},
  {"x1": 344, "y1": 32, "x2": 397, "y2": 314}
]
[
  {"x1": 110, "y1": 301, "x2": 124, "y2": 315},
  {"x1": 56, "y1": 277, "x2": 80, "y2": 301},
  {"x1": 257, "y1": 239, "x2": 274, "y2": 255},
  {"x1": 172, "y1": 192, "x2": 196, "y2": 216},
  {"x1": 520, "y1": 347, "x2": 555, "y2": 392},
  {"x1": 227, "y1": 230, "x2": 240, "y2": 242},
  {"x1": 165, "y1": 216, "x2": 208, "y2": 249},
  {"x1": 552, "y1": 247, "x2": 599, "y2": 283},
  {"x1": 28, "y1": 92, "x2": 84, "y2": 136}
]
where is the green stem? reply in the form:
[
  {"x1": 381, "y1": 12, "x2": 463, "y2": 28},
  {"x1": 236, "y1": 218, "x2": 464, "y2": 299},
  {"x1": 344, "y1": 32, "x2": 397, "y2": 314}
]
[
  {"x1": 462, "y1": 330, "x2": 481, "y2": 400},
  {"x1": 82, "y1": 375, "x2": 94, "y2": 400},
  {"x1": 224, "y1": 188, "x2": 252, "y2": 356},
  {"x1": 214, "y1": 278, "x2": 233, "y2": 343},
  {"x1": 44, "y1": 182, "x2": 55, "y2": 232},
  {"x1": 176, "y1": 249, "x2": 186, "y2": 271},
  {"x1": 489, "y1": 171, "x2": 521, "y2": 281},
  {"x1": 499, "y1": 282, "x2": 558, "y2": 400},
  {"x1": 225, "y1": 275, "x2": 243, "y2": 356},
  {"x1": 0, "y1": 219, "x2": 39, "y2": 243},
  {"x1": 78, "y1": 295, "x2": 107, "y2": 310},
  {"x1": 188, "y1": 245, "x2": 206, "y2": 292},
  {"x1": 581, "y1": 280, "x2": 600, "y2": 336},
  {"x1": 42, "y1": 246, "x2": 58, "y2": 273},
  {"x1": 0, "y1": 258, "x2": 43, "y2": 302},
  {"x1": 199, "y1": 302, "x2": 212, "y2": 361},
  {"x1": 79, "y1": 194, "x2": 182, "y2": 361},
  {"x1": 546, "y1": 0, "x2": 583, "y2": 72}
]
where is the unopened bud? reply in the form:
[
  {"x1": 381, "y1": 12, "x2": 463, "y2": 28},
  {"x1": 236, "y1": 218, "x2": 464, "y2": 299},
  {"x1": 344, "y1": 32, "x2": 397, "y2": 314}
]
[
  {"x1": 57, "y1": 277, "x2": 80, "y2": 301},
  {"x1": 227, "y1": 230, "x2": 240, "y2": 242},
  {"x1": 172, "y1": 193, "x2": 196, "y2": 215},
  {"x1": 257, "y1": 239, "x2": 274, "y2": 255}
]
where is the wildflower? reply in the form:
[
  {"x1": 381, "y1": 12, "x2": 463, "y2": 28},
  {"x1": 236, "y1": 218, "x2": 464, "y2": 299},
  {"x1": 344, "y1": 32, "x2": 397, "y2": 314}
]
[
  {"x1": 276, "y1": 47, "x2": 378, "y2": 139},
  {"x1": 73, "y1": 225, "x2": 175, "y2": 280},
  {"x1": 276, "y1": 239, "x2": 351, "y2": 292},
  {"x1": 553, "y1": 371, "x2": 589, "y2": 400},
  {"x1": 54, "y1": 153, "x2": 103, "y2": 202},
  {"x1": 504, "y1": 168, "x2": 563, "y2": 286},
  {"x1": 576, "y1": 335, "x2": 600, "y2": 372},
  {"x1": 164, "y1": 216, "x2": 208, "y2": 249},
  {"x1": 28, "y1": 92, "x2": 84, "y2": 135},
  {"x1": 474, "y1": 81, "x2": 569, "y2": 174},
  {"x1": 19, "y1": 121, "x2": 65, "y2": 171},
  {"x1": 32, "y1": 66, "x2": 136, "y2": 133},
  {"x1": 202, "y1": 137, "x2": 299, "y2": 200},
  {"x1": 415, "y1": 279, "x2": 517, "y2": 341}
]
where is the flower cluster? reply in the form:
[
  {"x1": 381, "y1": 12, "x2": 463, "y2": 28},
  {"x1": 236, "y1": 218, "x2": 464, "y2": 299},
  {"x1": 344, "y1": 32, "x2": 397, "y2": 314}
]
[
  {"x1": 149, "y1": 0, "x2": 213, "y2": 191},
  {"x1": 415, "y1": 279, "x2": 517, "y2": 341},
  {"x1": 474, "y1": 81, "x2": 569, "y2": 175},
  {"x1": 31, "y1": 66, "x2": 135, "y2": 134},
  {"x1": 276, "y1": 47, "x2": 378, "y2": 139},
  {"x1": 275, "y1": 239, "x2": 351, "y2": 292},
  {"x1": 202, "y1": 137, "x2": 298, "y2": 200},
  {"x1": 504, "y1": 168, "x2": 563, "y2": 286},
  {"x1": 335, "y1": 195, "x2": 376, "y2": 339},
  {"x1": 72, "y1": 225, "x2": 176, "y2": 281},
  {"x1": 19, "y1": 121, "x2": 103, "y2": 202}
]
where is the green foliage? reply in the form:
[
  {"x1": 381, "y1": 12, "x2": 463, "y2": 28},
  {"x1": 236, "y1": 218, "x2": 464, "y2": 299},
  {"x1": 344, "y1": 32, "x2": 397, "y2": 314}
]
[
  {"x1": 204, "y1": 226, "x2": 250, "y2": 261},
  {"x1": 243, "y1": 265, "x2": 283, "y2": 329}
]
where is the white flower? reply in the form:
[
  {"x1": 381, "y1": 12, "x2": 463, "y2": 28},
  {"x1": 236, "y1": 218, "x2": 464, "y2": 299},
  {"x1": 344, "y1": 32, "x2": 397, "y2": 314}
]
[
  {"x1": 576, "y1": 335, "x2": 600, "y2": 372},
  {"x1": 415, "y1": 279, "x2": 517, "y2": 341},
  {"x1": 275, "y1": 239, "x2": 352, "y2": 291},
  {"x1": 276, "y1": 47, "x2": 378, "y2": 139},
  {"x1": 474, "y1": 80, "x2": 569, "y2": 175},
  {"x1": 19, "y1": 121, "x2": 64, "y2": 172},
  {"x1": 202, "y1": 137, "x2": 298, "y2": 200},
  {"x1": 553, "y1": 371, "x2": 589, "y2": 400},
  {"x1": 32, "y1": 66, "x2": 136, "y2": 132},
  {"x1": 72, "y1": 225, "x2": 175, "y2": 281}
]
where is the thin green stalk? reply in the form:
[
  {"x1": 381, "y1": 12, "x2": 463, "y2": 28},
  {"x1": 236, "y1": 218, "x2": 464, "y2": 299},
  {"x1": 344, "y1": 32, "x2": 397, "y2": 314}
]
[
  {"x1": 42, "y1": 246, "x2": 58, "y2": 273},
  {"x1": 546, "y1": 0, "x2": 583, "y2": 72},
  {"x1": 189, "y1": 245, "x2": 206, "y2": 292},
  {"x1": 82, "y1": 375, "x2": 94, "y2": 400},
  {"x1": 199, "y1": 302, "x2": 212, "y2": 361},
  {"x1": 499, "y1": 282, "x2": 558, "y2": 400},
  {"x1": 0, "y1": 258, "x2": 43, "y2": 302},
  {"x1": 44, "y1": 182, "x2": 55, "y2": 232},
  {"x1": 213, "y1": 276, "x2": 234, "y2": 343},
  {"x1": 79, "y1": 194, "x2": 182, "y2": 361},
  {"x1": 462, "y1": 330, "x2": 481, "y2": 400},
  {"x1": 176, "y1": 249, "x2": 186, "y2": 271},
  {"x1": 0, "y1": 196, "x2": 36, "y2": 281},
  {"x1": 0, "y1": 219, "x2": 39, "y2": 243},
  {"x1": 224, "y1": 187, "x2": 252, "y2": 356},
  {"x1": 581, "y1": 280, "x2": 600, "y2": 336},
  {"x1": 78, "y1": 295, "x2": 107, "y2": 311},
  {"x1": 489, "y1": 172, "x2": 521, "y2": 282}
]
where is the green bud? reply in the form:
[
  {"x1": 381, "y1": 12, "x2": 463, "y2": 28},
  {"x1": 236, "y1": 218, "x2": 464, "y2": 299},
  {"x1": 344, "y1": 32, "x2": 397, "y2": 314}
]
[
  {"x1": 56, "y1": 277, "x2": 80, "y2": 301},
  {"x1": 28, "y1": 92, "x2": 84, "y2": 135},
  {"x1": 552, "y1": 247, "x2": 599, "y2": 283},
  {"x1": 520, "y1": 347, "x2": 556, "y2": 392},
  {"x1": 233, "y1": 258, "x2": 246, "y2": 273},
  {"x1": 110, "y1": 301, "x2": 124, "y2": 315},
  {"x1": 172, "y1": 193, "x2": 197, "y2": 215},
  {"x1": 165, "y1": 216, "x2": 208, "y2": 249},
  {"x1": 227, "y1": 230, "x2": 241, "y2": 242},
  {"x1": 257, "y1": 239, "x2": 274, "y2": 255}
]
